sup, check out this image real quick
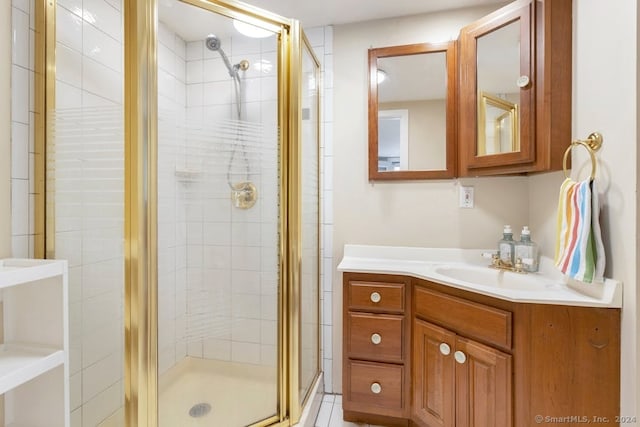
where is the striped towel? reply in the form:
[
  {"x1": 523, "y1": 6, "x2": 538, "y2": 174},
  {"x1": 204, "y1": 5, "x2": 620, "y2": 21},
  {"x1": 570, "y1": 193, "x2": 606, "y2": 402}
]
[{"x1": 554, "y1": 178, "x2": 605, "y2": 283}]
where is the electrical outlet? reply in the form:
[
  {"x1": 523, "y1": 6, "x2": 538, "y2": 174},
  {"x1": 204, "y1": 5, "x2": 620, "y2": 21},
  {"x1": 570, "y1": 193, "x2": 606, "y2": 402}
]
[{"x1": 459, "y1": 186, "x2": 474, "y2": 208}]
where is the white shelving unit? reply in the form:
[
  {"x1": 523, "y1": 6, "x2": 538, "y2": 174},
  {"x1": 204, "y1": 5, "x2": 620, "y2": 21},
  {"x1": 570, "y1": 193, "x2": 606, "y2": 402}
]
[{"x1": 0, "y1": 259, "x2": 69, "y2": 427}]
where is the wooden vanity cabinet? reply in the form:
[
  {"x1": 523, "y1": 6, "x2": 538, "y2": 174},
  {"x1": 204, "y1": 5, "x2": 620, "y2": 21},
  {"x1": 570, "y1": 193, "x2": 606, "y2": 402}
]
[
  {"x1": 412, "y1": 287, "x2": 512, "y2": 426},
  {"x1": 343, "y1": 273, "x2": 411, "y2": 426},
  {"x1": 342, "y1": 273, "x2": 621, "y2": 427}
]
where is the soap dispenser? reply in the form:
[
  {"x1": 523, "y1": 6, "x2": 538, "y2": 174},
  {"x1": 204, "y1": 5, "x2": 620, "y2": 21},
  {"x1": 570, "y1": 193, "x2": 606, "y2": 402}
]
[
  {"x1": 498, "y1": 225, "x2": 515, "y2": 265},
  {"x1": 515, "y1": 226, "x2": 539, "y2": 272}
]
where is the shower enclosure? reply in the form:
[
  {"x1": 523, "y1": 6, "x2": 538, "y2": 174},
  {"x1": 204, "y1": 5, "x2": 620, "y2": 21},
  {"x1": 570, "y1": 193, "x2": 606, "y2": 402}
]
[{"x1": 37, "y1": 0, "x2": 321, "y2": 425}]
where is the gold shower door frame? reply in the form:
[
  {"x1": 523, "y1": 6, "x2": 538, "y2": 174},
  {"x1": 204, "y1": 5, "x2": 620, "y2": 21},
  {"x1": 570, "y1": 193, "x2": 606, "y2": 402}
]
[{"x1": 34, "y1": 0, "x2": 322, "y2": 425}]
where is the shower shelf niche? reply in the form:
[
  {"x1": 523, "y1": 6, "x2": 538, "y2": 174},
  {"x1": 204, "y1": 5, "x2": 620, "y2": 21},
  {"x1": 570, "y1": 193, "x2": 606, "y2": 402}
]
[{"x1": 0, "y1": 259, "x2": 69, "y2": 427}]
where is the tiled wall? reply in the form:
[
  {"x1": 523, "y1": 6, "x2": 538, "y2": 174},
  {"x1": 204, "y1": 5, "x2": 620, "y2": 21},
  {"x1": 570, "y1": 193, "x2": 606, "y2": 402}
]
[
  {"x1": 305, "y1": 26, "x2": 335, "y2": 393},
  {"x1": 52, "y1": 1, "x2": 125, "y2": 426},
  {"x1": 10, "y1": 0, "x2": 35, "y2": 258},
  {"x1": 157, "y1": 21, "x2": 188, "y2": 376}
]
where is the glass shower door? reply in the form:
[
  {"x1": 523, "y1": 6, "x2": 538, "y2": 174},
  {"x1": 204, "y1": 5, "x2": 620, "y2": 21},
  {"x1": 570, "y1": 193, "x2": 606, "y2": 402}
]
[{"x1": 157, "y1": 1, "x2": 281, "y2": 425}]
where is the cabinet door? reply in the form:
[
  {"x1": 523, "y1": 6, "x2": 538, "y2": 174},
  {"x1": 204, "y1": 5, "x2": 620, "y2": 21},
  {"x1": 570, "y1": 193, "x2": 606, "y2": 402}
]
[
  {"x1": 412, "y1": 319, "x2": 456, "y2": 427},
  {"x1": 454, "y1": 337, "x2": 512, "y2": 427}
]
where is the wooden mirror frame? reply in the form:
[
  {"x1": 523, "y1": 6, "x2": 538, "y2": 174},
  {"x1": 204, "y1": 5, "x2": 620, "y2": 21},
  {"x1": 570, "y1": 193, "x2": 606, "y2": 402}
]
[
  {"x1": 368, "y1": 41, "x2": 457, "y2": 181},
  {"x1": 459, "y1": 0, "x2": 535, "y2": 173}
]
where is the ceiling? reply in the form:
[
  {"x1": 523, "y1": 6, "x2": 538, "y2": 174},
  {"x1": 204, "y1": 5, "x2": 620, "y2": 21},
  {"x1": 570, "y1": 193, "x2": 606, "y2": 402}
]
[
  {"x1": 159, "y1": 0, "x2": 506, "y2": 42},
  {"x1": 244, "y1": 0, "x2": 504, "y2": 28}
]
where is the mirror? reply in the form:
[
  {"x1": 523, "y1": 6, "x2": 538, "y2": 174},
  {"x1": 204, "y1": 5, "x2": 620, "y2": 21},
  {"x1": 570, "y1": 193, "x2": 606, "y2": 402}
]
[
  {"x1": 368, "y1": 41, "x2": 456, "y2": 180},
  {"x1": 459, "y1": 0, "x2": 535, "y2": 171},
  {"x1": 478, "y1": 91, "x2": 519, "y2": 155}
]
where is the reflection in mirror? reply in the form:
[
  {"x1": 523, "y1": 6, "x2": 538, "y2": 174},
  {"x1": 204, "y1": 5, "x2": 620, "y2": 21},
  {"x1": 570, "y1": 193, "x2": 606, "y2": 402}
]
[
  {"x1": 478, "y1": 92, "x2": 519, "y2": 155},
  {"x1": 476, "y1": 20, "x2": 521, "y2": 155},
  {"x1": 368, "y1": 41, "x2": 456, "y2": 180}
]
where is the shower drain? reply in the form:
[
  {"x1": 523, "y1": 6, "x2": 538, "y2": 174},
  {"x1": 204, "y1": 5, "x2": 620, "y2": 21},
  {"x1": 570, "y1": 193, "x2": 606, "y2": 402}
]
[{"x1": 189, "y1": 402, "x2": 212, "y2": 418}]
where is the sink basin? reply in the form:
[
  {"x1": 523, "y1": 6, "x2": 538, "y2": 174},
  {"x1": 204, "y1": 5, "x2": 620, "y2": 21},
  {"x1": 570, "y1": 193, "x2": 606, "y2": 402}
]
[{"x1": 433, "y1": 265, "x2": 564, "y2": 291}]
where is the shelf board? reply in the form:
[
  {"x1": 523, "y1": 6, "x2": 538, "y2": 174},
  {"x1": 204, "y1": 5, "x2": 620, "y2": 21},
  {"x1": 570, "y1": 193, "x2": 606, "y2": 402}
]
[
  {"x1": 0, "y1": 259, "x2": 67, "y2": 290},
  {"x1": 0, "y1": 343, "x2": 65, "y2": 395}
]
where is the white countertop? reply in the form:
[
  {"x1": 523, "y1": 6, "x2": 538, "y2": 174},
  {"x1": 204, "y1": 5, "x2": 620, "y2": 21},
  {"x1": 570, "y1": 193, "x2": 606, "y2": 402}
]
[{"x1": 337, "y1": 245, "x2": 622, "y2": 308}]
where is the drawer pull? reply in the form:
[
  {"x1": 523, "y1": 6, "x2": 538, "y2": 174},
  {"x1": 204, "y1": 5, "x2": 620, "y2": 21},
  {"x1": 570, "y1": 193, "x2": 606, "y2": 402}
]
[
  {"x1": 454, "y1": 350, "x2": 467, "y2": 364},
  {"x1": 370, "y1": 333, "x2": 382, "y2": 345},
  {"x1": 370, "y1": 382, "x2": 382, "y2": 394},
  {"x1": 370, "y1": 292, "x2": 381, "y2": 303},
  {"x1": 439, "y1": 343, "x2": 451, "y2": 356}
]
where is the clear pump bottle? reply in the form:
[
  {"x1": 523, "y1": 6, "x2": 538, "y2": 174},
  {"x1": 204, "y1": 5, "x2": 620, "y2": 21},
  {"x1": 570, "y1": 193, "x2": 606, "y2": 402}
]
[
  {"x1": 498, "y1": 225, "x2": 515, "y2": 265},
  {"x1": 515, "y1": 226, "x2": 539, "y2": 272}
]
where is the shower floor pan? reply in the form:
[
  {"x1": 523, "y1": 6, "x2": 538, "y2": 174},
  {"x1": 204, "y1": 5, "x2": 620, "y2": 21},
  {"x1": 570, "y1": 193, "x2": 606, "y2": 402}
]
[{"x1": 159, "y1": 357, "x2": 276, "y2": 426}]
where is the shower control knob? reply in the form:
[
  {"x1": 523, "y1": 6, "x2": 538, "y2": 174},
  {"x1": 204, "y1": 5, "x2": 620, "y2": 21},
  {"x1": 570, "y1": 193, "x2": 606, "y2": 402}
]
[
  {"x1": 370, "y1": 382, "x2": 382, "y2": 394},
  {"x1": 371, "y1": 333, "x2": 382, "y2": 345},
  {"x1": 370, "y1": 292, "x2": 381, "y2": 303},
  {"x1": 517, "y1": 75, "x2": 530, "y2": 88}
]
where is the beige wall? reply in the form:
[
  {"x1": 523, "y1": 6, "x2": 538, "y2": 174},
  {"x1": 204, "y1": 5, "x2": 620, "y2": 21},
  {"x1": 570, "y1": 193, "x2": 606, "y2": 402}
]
[
  {"x1": 331, "y1": 4, "x2": 528, "y2": 392},
  {"x1": 530, "y1": 0, "x2": 639, "y2": 416},
  {"x1": 333, "y1": 2, "x2": 640, "y2": 413},
  {"x1": 0, "y1": 2, "x2": 10, "y2": 258},
  {"x1": 381, "y1": 99, "x2": 447, "y2": 170}
]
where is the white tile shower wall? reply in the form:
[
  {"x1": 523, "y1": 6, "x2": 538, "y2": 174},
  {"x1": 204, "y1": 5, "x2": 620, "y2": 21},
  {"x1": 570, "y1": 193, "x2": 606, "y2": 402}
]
[
  {"x1": 52, "y1": 1, "x2": 125, "y2": 426},
  {"x1": 183, "y1": 32, "x2": 282, "y2": 368},
  {"x1": 10, "y1": 0, "x2": 35, "y2": 258},
  {"x1": 157, "y1": 21, "x2": 188, "y2": 377},
  {"x1": 307, "y1": 25, "x2": 335, "y2": 394}
]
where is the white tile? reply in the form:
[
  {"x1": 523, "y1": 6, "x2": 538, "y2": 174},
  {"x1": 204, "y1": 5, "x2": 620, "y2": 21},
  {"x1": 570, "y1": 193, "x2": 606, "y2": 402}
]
[
  {"x1": 231, "y1": 341, "x2": 260, "y2": 364},
  {"x1": 83, "y1": 21, "x2": 122, "y2": 72},
  {"x1": 202, "y1": 246, "x2": 231, "y2": 270},
  {"x1": 323, "y1": 122, "x2": 333, "y2": 156},
  {"x1": 12, "y1": 7, "x2": 30, "y2": 68},
  {"x1": 158, "y1": 41, "x2": 174, "y2": 75},
  {"x1": 82, "y1": 352, "x2": 122, "y2": 403},
  {"x1": 186, "y1": 83, "x2": 204, "y2": 107},
  {"x1": 56, "y1": 4, "x2": 83, "y2": 52},
  {"x1": 186, "y1": 41, "x2": 203, "y2": 61},
  {"x1": 11, "y1": 122, "x2": 29, "y2": 180},
  {"x1": 175, "y1": 35, "x2": 186, "y2": 59},
  {"x1": 82, "y1": 322, "x2": 120, "y2": 367},
  {"x1": 232, "y1": 293, "x2": 261, "y2": 319},
  {"x1": 323, "y1": 190, "x2": 333, "y2": 224},
  {"x1": 12, "y1": 0, "x2": 29, "y2": 13},
  {"x1": 158, "y1": 69, "x2": 175, "y2": 100},
  {"x1": 203, "y1": 80, "x2": 232, "y2": 105},
  {"x1": 260, "y1": 344, "x2": 276, "y2": 366},
  {"x1": 203, "y1": 338, "x2": 231, "y2": 360},
  {"x1": 83, "y1": 57, "x2": 122, "y2": 103},
  {"x1": 157, "y1": 22, "x2": 174, "y2": 50},
  {"x1": 231, "y1": 246, "x2": 261, "y2": 271},
  {"x1": 83, "y1": 0, "x2": 123, "y2": 42},
  {"x1": 261, "y1": 320, "x2": 277, "y2": 345},
  {"x1": 11, "y1": 235, "x2": 28, "y2": 258},
  {"x1": 103, "y1": 0, "x2": 121, "y2": 11},
  {"x1": 82, "y1": 291, "x2": 121, "y2": 334},
  {"x1": 11, "y1": 64, "x2": 29, "y2": 123},
  {"x1": 71, "y1": 408, "x2": 82, "y2": 427},
  {"x1": 202, "y1": 58, "x2": 229, "y2": 82},
  {"x1": 81, "y1": 380, "x2": 123, "y2": 427},
  {"x1": 11, "y1": 179, "x2": 28, "y2": 235},
  {"x1": 322, "y1": 325, "x2": 332, "y2": 363},
  {"x1": 323, "y1": 54, "x2": 334, "y2": 89},
  {"x1": 203, "y1": 222, "x2": 231, "y2": 246},
  {"x1": 323, "y1": 224, "x2": 333, "y2": 254},
  {"x1": 186, "y1": 60, "x2": 203, "y2": 84},
  {"x1": 231, "y1": 318, "x2": 260, "y2": 343},
  {"x1": 323, "y1": 156, "x2": 333, "y2": 191},
  {"x1": 322, "y1": 291, "x2": 332, "y2": 326},
  {"x1": 323, "y1": 88, "x2": 333, "y2": 123},
  {"x1": 324, "y1": 26, "x2": 334, "y2": 55},
  {"x1": 315, "y1": 399, "x2": 333, "y2": 427},
  {"x1": 231, "y1": 270, "x2": 260, "y2": 294},
  {"x1": 261, "y1": 294, "x2": 277, "y2": 321},
  {"x1": 242, "y1": 77, "x2": 261, "y2": 103},
  {"x1": 232, "y1": 222, "x2": 261, "y2": 246}
]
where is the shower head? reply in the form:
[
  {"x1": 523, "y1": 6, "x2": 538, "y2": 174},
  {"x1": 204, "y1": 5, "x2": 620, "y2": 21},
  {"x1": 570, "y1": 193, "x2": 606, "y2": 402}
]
[{"x1": 205, "y1": 34, "x2": 222, "y2": 52}]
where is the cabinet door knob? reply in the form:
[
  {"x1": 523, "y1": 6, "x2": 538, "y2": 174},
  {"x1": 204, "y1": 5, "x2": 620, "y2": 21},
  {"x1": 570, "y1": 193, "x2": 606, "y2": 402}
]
[
  {"x1": 370, "y1": 382, "x2": 382, "y2": 394},
  {"x1": 371, "y1": 333, "x2": 382, "y2": 345},
  {"x1": 439, "y1": 343, "x2": 451, "y2": 355},
  {"x1": 454, "y1": 350, "x2": 467, "y2": 364},
  {"x1": 370, "y1": 292, "x2": 381, "y2": 303}
]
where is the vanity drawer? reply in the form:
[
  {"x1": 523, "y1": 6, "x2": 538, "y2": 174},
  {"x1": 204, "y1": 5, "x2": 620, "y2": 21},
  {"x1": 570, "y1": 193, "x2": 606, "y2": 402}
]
[
  {"x1": 348, "y1": 281, "x2": 405, "y2": 313},
  {"x1": 347, "y1": 312, "x2": 404, "y2": 363},
  {"x1": 414, "y1": 286, "x2": 512, "y2": 350},
  {"x1": 345, "y1": 360, "x2": 405, "y2": 417}
]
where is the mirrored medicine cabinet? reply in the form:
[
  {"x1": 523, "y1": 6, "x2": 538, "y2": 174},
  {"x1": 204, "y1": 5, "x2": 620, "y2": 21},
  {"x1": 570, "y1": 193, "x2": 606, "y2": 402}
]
[
  {"x1": 367, "y1": 0, "x2": 573, "y2": 180},
  {"x1": 368, "y1": 41, "x2": 457, "y2": 180}
]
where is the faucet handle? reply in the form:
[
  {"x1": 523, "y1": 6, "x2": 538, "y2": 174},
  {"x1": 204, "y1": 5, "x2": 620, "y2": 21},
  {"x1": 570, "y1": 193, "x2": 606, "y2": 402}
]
[{"x1": 481, "y1": 252, "x2": 497, "y2": 259}]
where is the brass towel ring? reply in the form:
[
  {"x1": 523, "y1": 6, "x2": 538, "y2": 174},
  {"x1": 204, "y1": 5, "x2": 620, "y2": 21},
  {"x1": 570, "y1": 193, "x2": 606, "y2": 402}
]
[{"x1": 562, "y1": 132, "x2": 603, "y2": 180}]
